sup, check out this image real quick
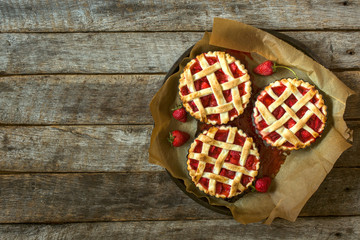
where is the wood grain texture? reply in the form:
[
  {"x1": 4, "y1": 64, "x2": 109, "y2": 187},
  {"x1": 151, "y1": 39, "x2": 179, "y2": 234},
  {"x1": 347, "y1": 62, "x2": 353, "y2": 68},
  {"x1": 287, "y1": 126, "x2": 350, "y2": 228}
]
[
  {"x1": 338, "y1": 71, "x2": 360, "y2": 120},
  {"x1": 0, "y1": 32, "x2": 358, "y2": 75},
  {"x1": 0, "y1": 217, "x2": 359, "y2": 240},
  {"x1": 0, "y1": 172, "x2": 226, "y2": 223},
  {"x1": 0, "y1": 74, "x2": 163, "y2": 125},
  {"x1": 301, "y1": 168, "x2": 360, "y2": 216},
  {"x1": 334, "y1": 121, "x2": 360, "y2": 167},
  {"x1": 0, "y1": 0, "x2": 359, "y2": 32},
  {"x1": 0, "y1": 169, "x2": 358, "y2": 223},
  {"x1": 0, "y1": 123, "x2": 357, "y2": 173},
  {"x1": 0, "y1": 71, "x2": 357, "y2": 125},
  {"x1": 0, "y1": 125, "x2": 161, "y2": 172}
]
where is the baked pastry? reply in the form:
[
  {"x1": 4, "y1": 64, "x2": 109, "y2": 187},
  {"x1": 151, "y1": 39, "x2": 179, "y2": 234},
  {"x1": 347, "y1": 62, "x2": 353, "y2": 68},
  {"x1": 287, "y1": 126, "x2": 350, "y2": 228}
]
[
  {"x1": 253, "y1": 78, "x2": 327, "y2": 150},
  {"x1": 187, "y1": 126, "x2": 260, "y2": 198},
  {"x1": 179, "y1": 51, "x2": 251, "y2": 125}
]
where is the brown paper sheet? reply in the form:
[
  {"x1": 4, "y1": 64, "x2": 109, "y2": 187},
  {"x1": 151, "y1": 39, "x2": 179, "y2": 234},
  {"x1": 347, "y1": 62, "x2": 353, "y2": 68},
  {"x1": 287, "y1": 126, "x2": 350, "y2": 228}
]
[{"x1": 149, "y1": 18, "x2": 354, "y2": 224}]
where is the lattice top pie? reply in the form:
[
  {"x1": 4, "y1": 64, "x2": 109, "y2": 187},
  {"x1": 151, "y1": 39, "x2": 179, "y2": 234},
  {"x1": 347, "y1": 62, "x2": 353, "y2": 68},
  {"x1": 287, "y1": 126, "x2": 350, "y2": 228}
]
[
  {"x1": 253, "y1": 78, "x2": 327, "y2": 150},
  {"x1": 179, "y1": 51, "x2": 251, "y2": 125},
  {"x1": 187, "y1": 126, "x2": 260, "y2": 198}
]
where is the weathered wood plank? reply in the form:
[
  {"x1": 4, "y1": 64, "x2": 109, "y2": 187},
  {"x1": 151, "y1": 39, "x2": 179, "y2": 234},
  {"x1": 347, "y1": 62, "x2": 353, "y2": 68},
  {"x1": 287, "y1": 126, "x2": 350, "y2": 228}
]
[
  {"x1": 0, "y1": 32, "x2": 358, "y2": 75},
  {"x1": 0, "y1": 125, "x2": 161, "y2": 172},
  {"x1": 0, "y1": 32, "x2": 202, "y2": 74},
  {"x1": 0, "y1": 71, "x2": 357, "y2": 126},
  {"x1": 301, "y1": 168, "x2": 360, "y2": 216},
  {"x1": 334, "y1": 121, "x2": 360, "y2": 167},
  {"x1": 337, "y1": 71, "x2": 360, "y2": 120},
  {"x1": 0, "y1": 217, "x2": 359, "y2": 239},
  {"x1": 0, "y1": 172, "x2": 226, "y2": 223},
  {"x1": 0, "y1": 169, "x2": 358, "y2": 223},
  {"x1": 0, "y1": 123, "x2": 357, "y2": 173},
  {"x1": 0, "y1": 75, "x2": 163, "y2": 125},
  {"x1": 0, "y1": 0, "x2": 359, "y2": 32}
]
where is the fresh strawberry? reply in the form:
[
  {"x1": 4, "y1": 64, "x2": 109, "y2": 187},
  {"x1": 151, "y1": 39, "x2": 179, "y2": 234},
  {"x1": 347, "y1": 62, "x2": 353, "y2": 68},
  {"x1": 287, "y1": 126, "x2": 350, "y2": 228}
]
[
  {"x1": 253, "y1": 60, "x2": 274, "y2": 76},
  {"x1": 253, "y1": 60, "x2": 298, "y2": 79},
  {"x1": 254, "y1": 176, "x2": 272, "y2": 193},
  {"x1": 168, "y1": 130, "x2": 190, "y2": 147},
  {"x1": 172, "y1": 105, "x2": 187, "y2": 122}
]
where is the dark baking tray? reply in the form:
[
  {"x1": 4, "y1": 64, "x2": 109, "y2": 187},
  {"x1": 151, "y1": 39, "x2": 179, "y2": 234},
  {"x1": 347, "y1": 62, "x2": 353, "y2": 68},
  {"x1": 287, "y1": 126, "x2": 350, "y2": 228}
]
[{"x1": 164, "y1": 30, "x2": 322, "y2": 216}]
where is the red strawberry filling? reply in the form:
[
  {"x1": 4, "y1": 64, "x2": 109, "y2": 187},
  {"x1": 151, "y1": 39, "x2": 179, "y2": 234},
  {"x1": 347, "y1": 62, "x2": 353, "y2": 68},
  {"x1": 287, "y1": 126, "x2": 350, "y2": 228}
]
[
  {"x1": 214, "y1": 130, "x2": 229, "y2": 142},
  {"x1": 215, "y1": 69, "x2": 228, "y2": 83},
  {"x1": 194, "y1": 77, "x2": 209, "y2": 91},
  {"x1": 267, "y1": 132, "x2": 281, "y2": 142},
  {"x1": 216, "y1": 182, "x2": 231, "y2": 196},
  {"x1": 209, "y1": 146, "x2": 222, "y2": 159},
  {"x1": 307, "y1": 114, "x2": 323, "y2": 132},
  {"x1": 255, "y1": 84, "x2": 325, "y2": 147},
  {"x1": 223, "y1": 89, "x2": 232, "y2": 102},
  {"x1": 272, "y1": 85, "x2": 286, "y2": 96},
  {"x1": 189, "y1": 159, "x2": 199, "y2": 170},
  {"x1": 189, "y1": 101, "x2": 198, "y2": 112},
  {"x1": 199, "y1": 177, "x2": 209, "y2": 189},
  {"x1": 219, "y1": 168, "x2": 236, "y2": 179},
  {"x1": 180, "y1": 86, "x2": 190, "y2": 96},
  {"x1": 229, "y1": 62, "x2": 244, "y2": 78},
  {"x1": 193, "y1": 140, "x2": 203, "y2": 153},
  {"x1": 238, "y1": 82, "x2": 246, "y2": 96},
  {"x1": 200, "y1": 80, "x2": 210, "y2": 89},
  {"x1": 205, "y1": 56, "x2": 218, "y2": 66},
  {"x1": 272, "y1": 106, "x2": 286, "y2": 120},
  {"x1": 245, "y1": 155, "x2": 259, "y2": 170},
  {"x1": 225, "y1": 150, "x2": 241, "y2": 165},
  {"x1": 284, "y1": 94, "x2": 297, "y2": 107},
  {"x1": 190, "y1": 59, "x2": 203, "y2": 75},
  {"x1": 298, "y1": 86, "x2": 309, "y2": 95},
  {"x1": 295, "y1": 129, "x2": 313, "y2": 143},
  {"x1": 284, "y1": 119, "x2": 296, "y2": 129},
  {"x1": 241, "y1": 175, "x2": 253, "y2": 186},
  {"x1": 204, "y1": 163, "x2": 214, "y2": 172},
  {"x1": 229, "y1": 108, "x2": 238, "y2": 118},
  {"x1": 200, "y1": 95, "x2": 210, "y2": 107},
  {"x1": 260, "y1": 94, "x2": 275, "y2": 107},
  {"x1": 233, "y1": 132, "x2": 246, "y2": 146},
  {"x1": 207, "y1": 114, "x2": 220, "y2": 123}
]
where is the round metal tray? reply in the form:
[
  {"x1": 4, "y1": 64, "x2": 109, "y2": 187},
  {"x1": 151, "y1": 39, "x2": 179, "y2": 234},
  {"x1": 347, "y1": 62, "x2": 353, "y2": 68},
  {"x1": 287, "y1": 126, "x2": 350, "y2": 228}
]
[{"x1": 164, "y1": 30, "x2": 322, "y2": 216}]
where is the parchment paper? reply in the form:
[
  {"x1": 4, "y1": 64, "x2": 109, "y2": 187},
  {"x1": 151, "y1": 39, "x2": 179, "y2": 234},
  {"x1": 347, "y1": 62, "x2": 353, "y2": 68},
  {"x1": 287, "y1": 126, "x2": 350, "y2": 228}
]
[{"x1": 149, "y1": 18, "x2": 354, "y2": 224}]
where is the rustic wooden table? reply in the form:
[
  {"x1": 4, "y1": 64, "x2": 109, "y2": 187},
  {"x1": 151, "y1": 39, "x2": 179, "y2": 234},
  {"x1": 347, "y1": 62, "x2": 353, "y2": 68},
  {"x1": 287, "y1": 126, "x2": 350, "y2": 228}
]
[{"x1": 0, "y1": 1, "x2": 359, "y2": 239}]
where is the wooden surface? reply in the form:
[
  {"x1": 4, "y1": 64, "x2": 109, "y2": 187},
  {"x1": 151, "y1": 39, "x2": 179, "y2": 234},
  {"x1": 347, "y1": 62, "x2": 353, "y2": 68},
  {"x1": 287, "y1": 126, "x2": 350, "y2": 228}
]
[{"x1": 0, "y1": 1, "x2": 359, "y2": 239}]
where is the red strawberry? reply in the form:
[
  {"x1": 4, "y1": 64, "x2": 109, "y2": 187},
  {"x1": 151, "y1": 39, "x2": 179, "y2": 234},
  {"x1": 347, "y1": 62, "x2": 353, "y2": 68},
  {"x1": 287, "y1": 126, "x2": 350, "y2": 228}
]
[
  {"x1": 254, "y1": 176, "x2": 272, "y2": 193},
  {"x1": 168, "y1": 130, "x2": 190, "y2": 147},
  {"x1": 253, "y1": 60, "x2": 274, "y2": 76},
  {"x1": 172, "y1": 106, "x2": 187, "y2": 122},
  {"x1": 253, "y1": 60, "x2": 298, "y2": 79}
]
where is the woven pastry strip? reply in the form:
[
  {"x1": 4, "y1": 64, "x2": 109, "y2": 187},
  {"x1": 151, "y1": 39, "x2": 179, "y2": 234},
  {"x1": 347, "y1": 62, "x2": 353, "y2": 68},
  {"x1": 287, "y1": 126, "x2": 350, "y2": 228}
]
[
  {"x1": 254, "y1": 78, "x2": 327, "y2": 150},
  {"x1": 187, "y1": 126, "x2": 260, "y2": 198},
  {"x1": 179, "y1": 51, "x2": 251, "y2": 125}
]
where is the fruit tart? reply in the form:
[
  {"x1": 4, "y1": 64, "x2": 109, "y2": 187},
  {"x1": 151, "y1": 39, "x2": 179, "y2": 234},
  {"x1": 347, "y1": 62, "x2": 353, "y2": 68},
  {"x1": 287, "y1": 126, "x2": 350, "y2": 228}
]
[
  {"x1": 179, "y1": 51, "x2": 251, "y2": 125},
  {"x1": 253, "y1": 78, "x2": 327, "y2": 150},
  {"x1": 187, "y1": 126, "x2": 260, "y2": 198}
]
